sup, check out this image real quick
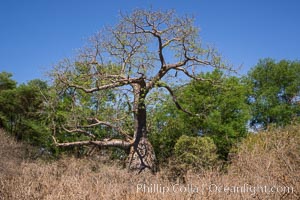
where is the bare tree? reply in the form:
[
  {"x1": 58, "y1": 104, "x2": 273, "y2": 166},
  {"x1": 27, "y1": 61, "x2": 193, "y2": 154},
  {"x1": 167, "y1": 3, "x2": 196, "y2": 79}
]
[{"x1": 50, "y1": 9, "x2": 228, "y2": 173}]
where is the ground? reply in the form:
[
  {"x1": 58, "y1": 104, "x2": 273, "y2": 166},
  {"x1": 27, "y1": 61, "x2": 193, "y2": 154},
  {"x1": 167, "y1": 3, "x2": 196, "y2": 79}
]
[{"x1": 0, "y1": 128, "x2": 299, "y2": 199}]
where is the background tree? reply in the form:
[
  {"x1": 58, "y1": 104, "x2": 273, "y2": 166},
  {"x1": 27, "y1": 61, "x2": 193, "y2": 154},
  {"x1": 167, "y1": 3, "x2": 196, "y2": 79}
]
[
  {"x1": 0, "y1": 72, "x2": 16, "y2": 91},
  {"x1": 246, "y1": 59, "x2": 300, "y2": 130},
  {"x1": 0, "y1": 73, "x2": 52, "y2": 148},
  {"x1": 150, "y1": 70, "x2": 250, "y2": 162},
  {"x1": 0, "y1": 72, "x2": 17, "y2": 130},
  {"x1": 15, "y1": 79, "x2": 51, "y2": 147},
  {"x1": 50, "y1": 9, "x2": 229, "y2": 173}
]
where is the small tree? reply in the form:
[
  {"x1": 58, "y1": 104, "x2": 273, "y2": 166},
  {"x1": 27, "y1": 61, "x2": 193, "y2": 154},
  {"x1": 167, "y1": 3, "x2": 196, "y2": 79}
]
[{"x1": 50, "y1": 9, "x2": 229, "y2": 173}]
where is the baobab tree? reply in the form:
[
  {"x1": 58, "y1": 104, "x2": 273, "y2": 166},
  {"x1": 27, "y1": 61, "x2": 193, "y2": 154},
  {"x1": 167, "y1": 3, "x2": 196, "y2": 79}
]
[{"x1": 50, "y1": 9, "x2": 228, "y2": 173}]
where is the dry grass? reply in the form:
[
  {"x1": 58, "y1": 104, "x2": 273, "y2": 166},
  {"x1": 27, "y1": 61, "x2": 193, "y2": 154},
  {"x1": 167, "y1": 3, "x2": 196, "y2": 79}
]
[{"x1": 0, "y1": 127, "x2": 299, "y2": 200}]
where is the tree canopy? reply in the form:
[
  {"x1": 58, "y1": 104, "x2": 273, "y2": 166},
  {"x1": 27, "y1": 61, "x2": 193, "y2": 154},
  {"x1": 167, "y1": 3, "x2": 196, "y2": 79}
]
[
  {"x1": 246, "y1": 59, "x2": 300, "y2": 129},
  {"x1": 150, "y1": 70, "x2": 250, "y2": 161},
  {"x1": 48, "y1": 9, "x2": 229, "y2": 172},
  {"x1": 0, "y1": 72, "x2": 51, "y2": 148}
]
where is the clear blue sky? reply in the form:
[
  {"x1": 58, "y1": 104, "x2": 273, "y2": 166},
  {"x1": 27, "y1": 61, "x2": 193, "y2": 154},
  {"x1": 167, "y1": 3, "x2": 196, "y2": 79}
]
[{"x1": 1, "y1": 0, "x2": 299, "y2": 84}]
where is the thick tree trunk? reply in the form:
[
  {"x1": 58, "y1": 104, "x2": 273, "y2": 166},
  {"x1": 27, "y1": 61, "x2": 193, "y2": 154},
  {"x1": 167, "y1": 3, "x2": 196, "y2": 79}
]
[
  {"x1": 127, "y1": 137, "x2": 156, "y2": 173},
  {"x1": 126, "y1": 83, "x2": 157, "y2": 173}
]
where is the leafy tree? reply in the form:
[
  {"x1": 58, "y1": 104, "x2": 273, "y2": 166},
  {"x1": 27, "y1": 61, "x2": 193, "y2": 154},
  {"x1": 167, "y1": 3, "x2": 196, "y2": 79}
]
[
  {"x1": 0, "y1": 72, "x2": 16, "y2": 91},
  {"x1": 0, "y1": 90, "x2": 17, "y2": 131},
  {"x1": 14, "y1": 80, "x2": 51, "y2": 146},
  {"x1": 0, "y1": 72, "x2": 17, "y2": 129},
  {"x1": 49, "y1": 9, "x2": 229, "y2": 172},
  {"x1": 150, "y1": 70, "x2": 250, "y2": 160},
  {"x1": 0, "y1": 74, "x2": 52, "y2": 148},
  {"x1": 246, "y1": 59, "x2": 300, "y2": 129},
  {"x1": 149, "y1": 103, "x2": 187, "y2": 163}
]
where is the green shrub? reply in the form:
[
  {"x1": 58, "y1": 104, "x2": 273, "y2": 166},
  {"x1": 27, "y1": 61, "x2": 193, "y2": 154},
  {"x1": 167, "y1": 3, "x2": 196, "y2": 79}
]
[{"x1": 174, "y1": 135, "x2": 218, "y2": 171}]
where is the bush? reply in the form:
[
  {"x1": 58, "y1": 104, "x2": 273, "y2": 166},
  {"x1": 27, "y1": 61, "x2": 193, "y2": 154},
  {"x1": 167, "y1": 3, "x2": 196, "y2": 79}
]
[
  {"x1": 228, "y1": 124, "x2": 300, "y2": 198},
  {"x1": 174, "y1": 135, "x2": 218, "y2": 171}
]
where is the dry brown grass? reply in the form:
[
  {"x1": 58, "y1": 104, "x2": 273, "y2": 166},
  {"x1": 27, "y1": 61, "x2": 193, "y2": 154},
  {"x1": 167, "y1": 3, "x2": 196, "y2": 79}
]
[{"x1": 0, "y1": 126, "x2": 299, "y2": 200}]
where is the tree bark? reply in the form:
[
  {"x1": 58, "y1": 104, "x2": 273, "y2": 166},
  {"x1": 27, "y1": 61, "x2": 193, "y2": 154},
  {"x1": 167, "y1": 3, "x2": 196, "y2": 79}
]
[
  {"x1": 127, "y1": 137, "x2": 156, "y2": 173},
  {"x1": 126, "y1": 82, "x2": 156, "y2": 173}
]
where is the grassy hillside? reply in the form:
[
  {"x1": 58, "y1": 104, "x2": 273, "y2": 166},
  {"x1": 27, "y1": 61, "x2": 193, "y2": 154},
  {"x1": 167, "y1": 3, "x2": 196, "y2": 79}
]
[{"x1": 0, "y1": 127, "x2": 299, "y2": 199}]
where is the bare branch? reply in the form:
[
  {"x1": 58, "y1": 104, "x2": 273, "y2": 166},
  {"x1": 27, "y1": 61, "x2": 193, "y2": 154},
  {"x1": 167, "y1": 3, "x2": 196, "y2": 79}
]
[
  {"x1": 162, "y1": 37, "x2": 181, "y2": 48},
  {"x1": 157, "y1": 82, "x2": 193, "y2": 116},
  {"x1": 54, "y1": 139, "x2": 132, "y2": 149},
  {"x1": 62, "y1": 126, "x2": 96, "y2": 138},
  {"x1": 85, "y1": 118, "x2": 133, "y2": 141},
  {"x1": 157, "y1": 83, "x2": 207, "y2": 119},
  {"x1": 174, "y1": 67, "x2": 214, "y2": 83},
  {"x1": 57, "y1": 73, "x2": 143, "y2": 93}
]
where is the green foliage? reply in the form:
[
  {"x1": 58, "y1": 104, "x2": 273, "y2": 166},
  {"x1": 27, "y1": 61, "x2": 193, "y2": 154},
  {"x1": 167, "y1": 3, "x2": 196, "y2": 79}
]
[
  {"x1": 0, "y1": 73, "x2": 53, "y2": 150},
  {"x1": 0, "y1": 72, "x2": 16, "y2": 91},
  {"x1": 150, "y1": 70, "x2": 250, "y2": 161},
  {"x1": 246, "y1": 59, "x2": 300, "y2": 129},
  {"x1": 0, "y1": 72, "x2": 17, "y2": 128},
  {"x1": 148, "y1": 89, "x2": 195, "y2": 163},
  {"x1": 2, "y1": 58, "x2": 298, "y2": 167},
  {"x1": 179, "y1": 70, "x2": 250, "y2": 159},
  {"x1": 47, "y1": 62, "x2": 133, "y2": 157},
  {"x1": 149, "y1": 110, "x2": 187, "y2": 162},
  {"x1": 174, "y1": 135, "x2": 218, "y2": 170},
  {"x1": 0, "y1": 89, "x2": 17, "y2": 130}
]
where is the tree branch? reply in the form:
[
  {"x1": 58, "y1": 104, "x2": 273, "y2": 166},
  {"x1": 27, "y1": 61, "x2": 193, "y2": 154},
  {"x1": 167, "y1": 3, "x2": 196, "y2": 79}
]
[
  {"x1": 157, "y1": 83, "x2": 194, "y2": 116},
  {"x1": 62, "y1": 126, "x2": 96, "y2": 138},
  {"x1": 85, "y1": 118, "x2": 133, "y2": 141},
  {"x1": 57, "y1": 73, "x2": 142, "y2": 93},
  {"x1": 53, "y1": 139, "x2": 132, "y2": 149},
  {"x1": 146, "y1": 58, "x2": 190, "y2": 90},
  {"x1": 174, "y1": 67, "x2": 214, "y2": 83}
]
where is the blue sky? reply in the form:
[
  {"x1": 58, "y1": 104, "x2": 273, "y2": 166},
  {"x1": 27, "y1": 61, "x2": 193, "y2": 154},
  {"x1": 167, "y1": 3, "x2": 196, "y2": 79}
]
[{"x1": 0, "y1": 0, "x2": 299, "y2": 84}]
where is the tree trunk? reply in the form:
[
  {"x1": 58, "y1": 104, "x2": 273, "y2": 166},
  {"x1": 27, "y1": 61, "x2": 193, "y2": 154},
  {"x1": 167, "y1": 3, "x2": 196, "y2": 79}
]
[
  {"x1": 126, "y1": 83, "x2": 156, "y2": 173},
  {"x1": 127, "y1": 137, "x2": 156, "y2": 173}
]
